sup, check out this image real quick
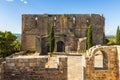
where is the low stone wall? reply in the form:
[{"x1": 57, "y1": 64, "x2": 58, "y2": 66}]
[{"x1": 0, "y1": 57, "x2": 67, "y2": 80}]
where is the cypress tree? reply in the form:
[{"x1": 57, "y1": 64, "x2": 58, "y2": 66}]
[
  {"x1": 116, "y1": 26, "x2": 120, "y2": 45},
  {"x1": 49, "y1": 25, "x2": 55, "y2": 54},
  {"x1": 87, "y1": 25, "x2": 92, "y2": 49}
]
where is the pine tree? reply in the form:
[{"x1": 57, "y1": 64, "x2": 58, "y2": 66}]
[
  {"x1": 49, "y1": 25, "x2": 55, "y2": 54},
  {"x1": 87, "y1": 25, "x2": 92, "y2": 49},
  {"x1": 116, "y1": 26, "x2": 120, "y2": 45}
]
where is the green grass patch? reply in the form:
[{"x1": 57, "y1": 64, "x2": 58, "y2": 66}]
[{"x1": 78, "y1": 50, "x2": 86, "y2": 53}]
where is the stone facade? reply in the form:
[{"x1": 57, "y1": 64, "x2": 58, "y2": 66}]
[
  {"x1": 21, "y1": 14, "x2": 105, "y2": 54},
  {"x1": 0, "y1": 57, "x2": 67, "y2": 80}
]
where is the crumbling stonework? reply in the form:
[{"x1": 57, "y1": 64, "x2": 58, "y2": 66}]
[
  {"x1": 21, "y1": 14, "x2": 105, "y2": 54},
  {"x1": 1, "y1": 46, "x2": 120, "y2": 80},
  {"x1": 1, "y1": 57, "x2": 67, "y2": 80},
  {"x1": 85, "y1": 46, "x2": 119, "y2": 80}
]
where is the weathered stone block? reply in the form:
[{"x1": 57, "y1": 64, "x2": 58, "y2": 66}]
[{"x1": 6, "y1": 63, "x2": 15, "y2": 67}]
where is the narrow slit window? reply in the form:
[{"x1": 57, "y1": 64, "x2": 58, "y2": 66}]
[
  {"x1": 54, "y1": 16, "x2": 56, "y2": 26},
  {"x1": 35, "y1": 17, "x2": 38, "y2": 21},
  {"x1": 73, "y1": 17, "x2": 76, "y2": 24},
  {"x1": 35, "y1": 16, "x2": 38, "y2": 26}
]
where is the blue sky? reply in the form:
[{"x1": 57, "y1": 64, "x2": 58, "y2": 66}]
[{"x1": 0, "y1": 0, "x2": 120, "y2": 35}]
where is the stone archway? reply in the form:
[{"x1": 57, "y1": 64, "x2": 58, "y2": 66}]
[{"x1": 57, "y1": 41, "x2": 65, "y2": 52}]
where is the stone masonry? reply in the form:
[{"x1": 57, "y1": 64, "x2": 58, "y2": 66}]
[
  {"x1": 21, "y1": 14, "x2": 105, "y2": 55},
  {"x1": 0, "y1": 57, "x2": 67, "y2": 80},
  {"x1": 1, "y1": 46, "x2": 120, "y2": 80},
  {"x1": 85, "y1": 46, "x2": 119, "y2": 80}
]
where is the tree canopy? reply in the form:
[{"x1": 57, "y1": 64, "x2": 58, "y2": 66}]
[{"x1": 0, "y1": 31, "x2": 20, "y2": 58}]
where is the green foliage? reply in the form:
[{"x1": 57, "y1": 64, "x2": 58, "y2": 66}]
[
  {"x1": 87, "y1": 25, "x2": 92, "y2": 49},
  {"x1": 105, "y1": 38, "x2": 109, "y2": 44},
  {"x1": 0, "y1": 31, "x2": 20, "y2": 58},
  {"x1": 116, "y1": 26, "x2": 120, "y2": 45},
  {"x1": 49, "y1": 26, "x2": 55, "y2": 55},
  {"x1": 105, "y1": 36, "x2": 116, "y2": 45},
  {"x1": 78, "y1": 50, "x2": 86, "y2": 53},
  {"x1": 107, "y1": 41, "x2": 116, "y2": 45},
  {"x1": 13, "y1": 41, "x2": 21, "y2": 52}
]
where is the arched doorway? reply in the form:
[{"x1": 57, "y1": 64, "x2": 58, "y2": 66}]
[{"x1": 57, "y1": 41, "x2": 65, "y2": 52}]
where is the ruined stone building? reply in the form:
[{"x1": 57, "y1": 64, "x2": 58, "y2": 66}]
[{"x1": 21, "y1": 14, "x2": 105, "y2": 54}]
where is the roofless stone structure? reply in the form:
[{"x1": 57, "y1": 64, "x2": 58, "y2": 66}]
[{"x1": 21, "y1": 14, "x2": 104, "y2": 54}]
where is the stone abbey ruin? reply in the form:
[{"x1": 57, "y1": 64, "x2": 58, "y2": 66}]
[
  {"x1": 21, "y1": 14, "x2": 104, "y2": 54},
  {"x1": 1, "y1": 14, "x2": 120, "y2": 80}
]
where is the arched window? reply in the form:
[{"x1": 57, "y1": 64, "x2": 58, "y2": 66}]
[
  {"x1": 94, "y1": 50, "x2": 108, "y2": 70},
  {"x1": 94, "y1": 50, "x2": 103, "y2": 68}
]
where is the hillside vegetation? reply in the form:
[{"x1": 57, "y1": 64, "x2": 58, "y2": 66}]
[{"x1": 105, "y1": 36, "x2": 116, "y2": 45}]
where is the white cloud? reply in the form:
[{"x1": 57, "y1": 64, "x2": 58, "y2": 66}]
[
  {"x1": 23, "y1": 1, "x2": 27, "y2": 4},
  {"x1": 5, "y1": 0, "x2": 28, "y2": 4},
  {"x1": 5, "y1": 0, "x2": 14, "y2": 2},
  {"x1": 20, "y1": 0, "x2": 28, "y2": 4}
]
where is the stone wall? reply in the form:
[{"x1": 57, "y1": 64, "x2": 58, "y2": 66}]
[
  {"x1": 21, "y1": 14, "x2": 105, "y2": 54},
  {"x1": 1, "y1": 46, "x2": 120, "y2": 80},
  {"x1": 77, "y1": 37, "x2": 87, "y2": 51},
  {"x1": 0, "y1": 57, "x2": 67, "y2": 80},
  {"x1": 85, "y1": 46, "x2": 119, "y2": 80},
  {"x1": 0, "y1": 59, "x2": 4, "y2": 80}
]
